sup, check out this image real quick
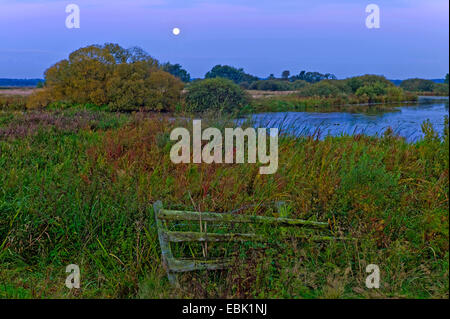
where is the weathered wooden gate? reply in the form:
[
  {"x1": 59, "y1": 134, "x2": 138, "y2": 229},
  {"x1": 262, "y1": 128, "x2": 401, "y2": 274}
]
[{"x1": 153, "y1": 200, "x2": 348, "y2": 286}]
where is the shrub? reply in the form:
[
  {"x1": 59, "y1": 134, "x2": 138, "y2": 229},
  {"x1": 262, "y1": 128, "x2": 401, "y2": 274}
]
[
  {"x1": 345, "y1": 74, "x2": 393, "y2": 93},
  {"x1": 355, "y1": 82, "x2": 387, "y2": 100},
  {"x1": 0, "y1": 95, "x2": 27, "y2": 110},
  {"x1": 249, "y1": 80, "x2": 292, "y2": 91},
  {"x1": 239, "y1": 81, "x2": 251, "y2": 90},
  {"x1": 400, "y1": 78, "x2": 436, "y2": 92},
  {"x1": 433, "y1": 83, "x2": 449, "y2": 96},
  {"x1": 297, "y1": 80, "x2": 342, "y2": 97},
  {"x1": 385, "y1": 86, "x2": 405, "y2": 102},
  {"x1": 106, "y1": 66, "x2": 183, "y2": 111},
  {"x1": 248, "y1": 79, "x2": 310, "y2": 91},
  {"x1": 290, "y1": 80, "x2": 309, "y2": 90},
  {"x1": 43, "y1": 43, "x2": 183, "y2": 111},
  {"x1": 26, "y1": 89, "x2": 54, "y2": 109},
  {"x1": 185, "y1": 78, "x2": 249, "y2": 113}
]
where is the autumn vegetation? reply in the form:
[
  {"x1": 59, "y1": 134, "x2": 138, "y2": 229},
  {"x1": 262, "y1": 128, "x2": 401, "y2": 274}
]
[
  {"x1": 27, "y1": 43, "x2": 183, "y2": 111},
  {"x1": 3, "y1": 43, "x2": 447, "y2": 115},
  {"x1": 400, "y1": 77, "x2": 449, "y2": 96},
  {"x1": 0, "y1": 44, "x2": 448, "y2": 298},
  {"x1": 0, "y1": 108, "x2": 448, "y2": 298}
]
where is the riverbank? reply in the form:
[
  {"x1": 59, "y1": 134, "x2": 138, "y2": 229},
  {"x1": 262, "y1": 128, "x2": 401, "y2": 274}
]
[
  {"x1": 243, "y1": 94, "x2": 420, "y2": 114},
  {"x1": 0, "y1": 85, "x2": 423, "y2": 115}
]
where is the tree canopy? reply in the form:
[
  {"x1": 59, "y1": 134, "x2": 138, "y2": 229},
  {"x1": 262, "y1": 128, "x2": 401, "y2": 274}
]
[
  {"x1": 39, "y1": 43, "x2": 183, "y2": 111},
  {"x1": 185, "y1": 78, "x2": 249, "y2": 113},
  {"x1": 162, "y1": 63, "x2": 191, "y2": 83},
  {"x1": 205, "y1": 65, "x2": 259, "y2": 84},
  {"x1": 400, "y1": 78, "x2": 436, "y2": 92},
  {"x1": 290, "y1": 71, "x2": 337, "y2": 83}
]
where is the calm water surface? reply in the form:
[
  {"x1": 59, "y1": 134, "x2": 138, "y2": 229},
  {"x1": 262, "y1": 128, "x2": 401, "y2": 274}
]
[{"x1": 246, "y1": 97, "x2": 449, "y2": 142}]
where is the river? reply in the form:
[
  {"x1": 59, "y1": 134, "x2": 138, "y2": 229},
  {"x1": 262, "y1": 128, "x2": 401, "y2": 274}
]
[{"x1": 246, "y1": 96, "x2": 449, "y2": 142}]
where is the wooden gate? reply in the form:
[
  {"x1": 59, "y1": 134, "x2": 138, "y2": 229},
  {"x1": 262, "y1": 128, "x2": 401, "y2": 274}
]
[{"x1": 153, "y1": 200, "x2": 349, "y2": 286}]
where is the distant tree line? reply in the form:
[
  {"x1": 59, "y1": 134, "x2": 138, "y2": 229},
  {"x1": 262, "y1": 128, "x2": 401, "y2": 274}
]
[
  {"x1": 294, "y1": 74, "x2": 407, "y2": 102},
  {"x1": 205, "y1": 65, "x2": 259, "y2": 85},
  {"x1": 289, "y1": 70, "x2": 337, "y2": 83},
  {"x1": 199, "y1": 65, "x2": 338, "y2": 91},
  {"x1": 400, "y1": 77, "x2": 449, "y2": 96},
  {"x1": 0, "y1": 78, "x2": 44, "y2": 87},
  {"x1": 20, "y1": 43, "x2": 448, "y2": 113}
]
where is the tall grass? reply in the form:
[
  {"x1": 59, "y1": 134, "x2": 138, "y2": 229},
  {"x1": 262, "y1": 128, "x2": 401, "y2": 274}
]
[{"x1": 0, "y1": 110, "x2": 448, "y2": 298}]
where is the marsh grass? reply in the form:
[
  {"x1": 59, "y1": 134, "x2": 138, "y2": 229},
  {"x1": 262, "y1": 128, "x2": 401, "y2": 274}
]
[
  {"x1": 0, "y1": 109, "x2": 448, "y2": 298},
  {"x1": 245, "y1": 95, "x2": 419, "y2": 114}
]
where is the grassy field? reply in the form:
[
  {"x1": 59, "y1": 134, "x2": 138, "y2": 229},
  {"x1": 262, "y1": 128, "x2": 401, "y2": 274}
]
[
  {"x1": 0, "y1": 88, "x2": 39, "y2": 96},
  {"x1": 0, "y1": 106, "x2": 448, "y2": 298}
]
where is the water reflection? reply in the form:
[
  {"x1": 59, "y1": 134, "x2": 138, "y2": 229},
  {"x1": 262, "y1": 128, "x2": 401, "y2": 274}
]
[{"x1": 246, "y1": 98, "x2": 449, "y2": 142}]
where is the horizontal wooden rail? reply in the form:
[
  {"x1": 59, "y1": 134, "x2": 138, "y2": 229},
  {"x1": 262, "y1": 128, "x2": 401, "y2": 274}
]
[
  {"x1": 163, "y1": 230, "x2": 258, "y2": 242},
  {"x1": 163, "y1": 230, "x2": 350, "y2": 243},
  {"x1": 166, "y1": 257, "x2": 233, "y2": 272},
  {"x1": 158, "y1": 209, "x2": 329, "y2": 229}
]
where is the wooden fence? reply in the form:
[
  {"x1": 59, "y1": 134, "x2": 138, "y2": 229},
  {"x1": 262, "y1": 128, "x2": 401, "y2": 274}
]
[{"x1": 153, "y1": 200, "x2": 350, "y2": 286}]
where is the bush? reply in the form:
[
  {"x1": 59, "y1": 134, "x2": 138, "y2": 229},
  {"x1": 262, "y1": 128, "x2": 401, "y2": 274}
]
[
  {"x1": 385, "y1": 86, "x2": 405, "y2": 102},
  {"x1": 249, "y1": 80, "x2": 292, "y2": 91},
  {"x1": 290, "y1": 80, "x2": 309, "y2": 90},
  {"x1": 345, "y1": 74, "x2": 393, "y2": 93},
  {"x1": 400, "y1": 78, "x2": 436, "y2": 92},
  {"x1": 297, "y1": 80, "x2": 342, "y2": 97},
  {"x1": 106, "y1": 66, "x2": 183, "y2": 111},
  {"x1": 185, "y1": 78, "x2": 249, "y2": 113},
  {"x1": 355, "y1": 82, "x2": 387, "y2": 100},
  {"x1": 43, "y1": 43, "x2": 183, "y2": 111},
  {"x1": 239, "y1": 81, "x2": 251, "y2": 90},
  {"x1": 0, "y1": 95, "x2": 27, "y2": 110},
  {"x1": 432, "y1": 83, "x2": 449, "y2": 96},
  {"x1": 248, "y1": 79, "x2": 310, "y2": 91},
  {"x1": 26, "y1": 89, "x2": 53, "y2": 109}
]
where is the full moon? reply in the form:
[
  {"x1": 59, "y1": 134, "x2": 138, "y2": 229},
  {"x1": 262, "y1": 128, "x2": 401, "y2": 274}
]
[{"x1": 172, "y1": 27, "x2": 180, "y2": 36}]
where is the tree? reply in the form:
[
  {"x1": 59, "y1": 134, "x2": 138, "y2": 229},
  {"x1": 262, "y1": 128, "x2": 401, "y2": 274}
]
[
  {"x1": 355, "y1": 82, "x2": 388, "y2": 101},
  {"x1": 249, "y1": 80, "x2": 292, "y2": 91},
  {"x1": 445, "y1": 73, "x2": 449, "y2": 85},
  {"x1": 345, "y1": 74, "x2": 393, "y2": 93},
  {"x1": 281, "y1": 70, "x2": 290, "y2": 80},
  {"x1": 433, "y1": 83, "x2": 449, "y2": 96},
  {"x1": 37, "y1": 43, "x2": 183, "y2": 111},
  {"x1": 400, "y1": 78, "x2": 435, "y2": 92},
  {"x1": 291, "y1": 80, "x2": 309, "y2": 90},
  {"x1": 205, "y1": 65, "x2": 258, "y2": 84},
  {"x1": 185, "y1": 78, "x2": 249, "y2": 113},
  {"x1": 290, "y1": 70, "x2": 337, "y2": 83},
  {"x1": 162, "y1": 63, "x2": 191, "y2": 83}
]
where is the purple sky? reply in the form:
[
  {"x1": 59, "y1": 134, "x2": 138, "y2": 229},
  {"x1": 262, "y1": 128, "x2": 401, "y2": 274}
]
[{"x1": 0, "y1": 0, "x2": 448, "y2": 79}]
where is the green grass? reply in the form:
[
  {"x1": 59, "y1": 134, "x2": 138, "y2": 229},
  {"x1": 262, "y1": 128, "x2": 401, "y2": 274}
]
[{"x1": 0, "y1": 109, "x2": 448, "y2": 298}]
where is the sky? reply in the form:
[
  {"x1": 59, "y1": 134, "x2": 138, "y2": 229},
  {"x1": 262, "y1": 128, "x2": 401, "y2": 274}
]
[{"x1": 0, "y1": 0, "x2": 448, "y2": 79}]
